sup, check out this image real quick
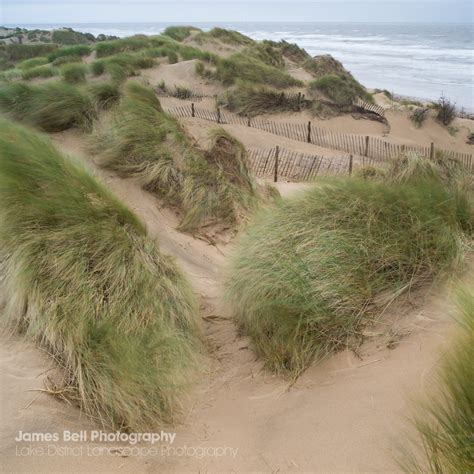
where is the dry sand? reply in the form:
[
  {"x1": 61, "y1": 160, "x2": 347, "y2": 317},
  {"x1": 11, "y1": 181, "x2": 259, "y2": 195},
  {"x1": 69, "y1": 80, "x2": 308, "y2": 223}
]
[{"x1": 0, "y1": 126, "x2": 469, "y2": 473}]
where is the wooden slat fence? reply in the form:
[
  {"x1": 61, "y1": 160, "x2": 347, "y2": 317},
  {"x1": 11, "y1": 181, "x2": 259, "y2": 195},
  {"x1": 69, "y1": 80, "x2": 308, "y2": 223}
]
[
  {"x1": 354, "y1": 98, "x2": 386, "y2": 117},
  {"x1": 247, "y1": 147, "x2": 352, "y2": 181},
  {"x1": 164, "y1": 103, "x2": 473, "y2": 171}
]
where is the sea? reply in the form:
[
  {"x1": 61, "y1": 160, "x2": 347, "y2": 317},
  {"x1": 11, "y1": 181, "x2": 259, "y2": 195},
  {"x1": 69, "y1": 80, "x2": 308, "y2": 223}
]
[{"x1": 13, "y1": 22, "x2": 474, "y2": 110}]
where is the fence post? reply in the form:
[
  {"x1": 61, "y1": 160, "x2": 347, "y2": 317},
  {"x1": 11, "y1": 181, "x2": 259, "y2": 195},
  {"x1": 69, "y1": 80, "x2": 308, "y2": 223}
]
[
  {"x1": 307, "y1": 121, "x2": 312, "y2": 143},
  {"x1": 364, "y1": 136, "x2": 370, "y2": 157},
  {"x1": 247, "y1": 116, "x2": 251, "y2": 127},
  {"x1": 217, "y1": 107, "x2": 221, "y2": 124},
  {"x1": 430, "y1": 142, "x2": 435, "y2": 160},
  {"x1": 191, "y1": 103, "x2": 195, "y2": 118},
  {"x1": 349, "y1": 155, "x2": 353, "y2": 176},
  {"x1": 297, "y1": 92, "x2": 302, "y2": 110},
  {"x1": 274, "y1": 146, "x2": 279, "y2": 183}
]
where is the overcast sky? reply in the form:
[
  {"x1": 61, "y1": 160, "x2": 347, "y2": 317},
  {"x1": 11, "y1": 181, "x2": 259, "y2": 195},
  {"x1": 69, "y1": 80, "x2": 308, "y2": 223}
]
[{"x1": 2, "y1": 0, "x2": 473, "y2": 24}]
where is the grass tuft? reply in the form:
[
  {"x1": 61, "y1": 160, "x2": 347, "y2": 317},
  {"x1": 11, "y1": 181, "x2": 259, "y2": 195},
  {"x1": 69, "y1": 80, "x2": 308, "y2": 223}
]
[
  {"x1": 398, "y1": 288, "x2": 474, "y2": 473},
  {"x1": 0, "y1": 81, "x2": 96, "y2": 132},
  {"x1": 60, "y1": 62, "x2": 87, "y2": 83},
  {"x1": 21, "y1": 64, "x2": 58, "y2": 80},
  {"x1": 163, "y1": 26, "x2": 202, "y2": 42},
  {"x1": 94, "y1": 82, "x2": 260, "y2": 230},
  {"x1": 88, "y1": 81, "x2": 121, "y2": 109},
  {"x1": 0, "y1": 119, "x2": 202, "y2": 430},
  {"x1": 224, "y1": 82, "x2": 303, "y2": 116},
  {"x1": 226, "y1": 173, "x2": 471, "y2": 376},
  {"x1": 310, "y1": 74, "x2": 372, "y2": 107}
]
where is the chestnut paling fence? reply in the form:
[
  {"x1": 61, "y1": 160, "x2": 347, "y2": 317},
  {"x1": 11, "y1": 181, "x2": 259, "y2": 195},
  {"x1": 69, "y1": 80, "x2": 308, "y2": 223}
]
[{"x1": 164, "y1": 103, "x2": 473, "y2": 171}]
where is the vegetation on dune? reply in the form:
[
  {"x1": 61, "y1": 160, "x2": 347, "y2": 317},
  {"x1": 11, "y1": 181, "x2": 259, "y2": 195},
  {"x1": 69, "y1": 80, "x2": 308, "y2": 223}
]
[
  {"x1": 0, "y1": 81, "x2": 96, "y2": 132},
  {"x1": 226, "y1": 158, "x2": 472, "y2": 376},
  {"x1": 2, "y1": 43, "x2": 58, "y2": 61},
  {"x1": 0, "y1": 119, "x2": 202, "y2": 430},
  {"x1": 95, "y1": 35, "x2": 151, "y2": 58},
  {"x1": 398, "y1": 288, "x2": 474, "y2": 473},
  {"x1": 60, "y1": 62, "x2": 87, "y2": 83},
  {"x1": 94, "y1": 82, "x2": 261, "y2": 230},
  {"x1": 47, "y1": 44, "x2": 92, "y2": 62},
  {"x1": 304, "y1": 54, "x2": 351, "y2": 78},
  {"x1": 163, "y1": 26, "x2": 202, "y2": 42},
  {"x1": 435, "y1": 94, "x2": 456, "y2": 126},
  {"x1": 18, "y1": 56, "x2": 49, "y2": 70},
  {"x1": 309, "y1": 74, "x2": 372, "y2": 107},
  {"x1": 410, "y1": 107, "x2": 428, "y2": 128},
  {"x1": 52, "y1": 54, "x2": 84, "y2": 66},
  {"x1": 21, "y1": 64, "x2": 58, "y2": 80},
  {"x1": 88, "y1": 81, "x2": 121, "y2": 110},
  {"x1": 51, "y1": 28, "x2": 95, "y2": 45},
  {"x1": 144, "y1": 36, "x2": 218, "y2": 63},
  {"x1": 195, "y1": 27, "x2": 254, "y2": 46},
  {"x1": 198, "y1": 53, "x2": 302, "y2": 88},
  {"x1": 91, "y1": 53, "x2": 155, "y2": 82},
  {"x1": 224, "y1": 82, "x2": 303, "y2": 116}
]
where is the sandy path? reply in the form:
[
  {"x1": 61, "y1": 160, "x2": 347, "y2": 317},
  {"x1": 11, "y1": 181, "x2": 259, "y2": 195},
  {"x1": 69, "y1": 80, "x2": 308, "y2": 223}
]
[{"x1": 0, "y1": 128, "x2": 467, "y2": 473}]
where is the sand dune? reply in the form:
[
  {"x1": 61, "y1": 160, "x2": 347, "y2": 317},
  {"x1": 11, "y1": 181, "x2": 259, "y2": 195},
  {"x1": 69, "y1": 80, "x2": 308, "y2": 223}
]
[{"x1": 0, "y1": 125, "x2": 468, "y2": 472}]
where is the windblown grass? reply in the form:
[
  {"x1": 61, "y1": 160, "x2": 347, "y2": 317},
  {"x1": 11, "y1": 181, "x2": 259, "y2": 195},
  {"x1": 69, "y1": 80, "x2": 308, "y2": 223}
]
[
  {"x1": 398, "y1": 288, "x2": 474, "y2": 473},
  {"x1": 18, "y1": 56, "x2": 49, "y2": 70},
  {"x1": 200, "y1": 53, "x2": 302, "y2": 88},
  {"x1": 88, "y1": 81, "x2": 121, "y2": 109},
  {"x1": 60, "y1": 63, "x2": 87, "y2": 83},
  {"x1": 52, "y1": 55, "x2": 84, "y2": 66},
  {"x1": 225, "y1": 82, "x2": 303, "y2": 116},
  {"x1": 310, "y1": 74, "x2": 372, "y2": 107},
  {"x1": 163, "y1": 26, "x2": 202, "y2": 42},
  {"x1": 4, "y1": 43, "x2": 57, "y2": 61},
  {"x1": 47, "y1": 44, "x2": 92, "y2": 62},
  {"x1": 21, "y1": 64, "x2": 58, "y2": 80},
  {"x1": 195, "y1": 27, "x2": 254, "y2": 46},
  {"x1": 226, "y1": 174, "x2": 471, "y2": 376},
  {"x1": 90, "y1": 53, "x2": 155, "y2": 82},
  {"x1": 0, "y1": 119, "x2": 201, "y2": 430},
  {"x1": 94, "y1": 82, "x2": 260, "y2": 230},
  {"x1": 95, "y1": 35, "x2": 150, "y2": 58},
  {"x1": 0, "y1": 81, "x2": 96, "y2": 132}
]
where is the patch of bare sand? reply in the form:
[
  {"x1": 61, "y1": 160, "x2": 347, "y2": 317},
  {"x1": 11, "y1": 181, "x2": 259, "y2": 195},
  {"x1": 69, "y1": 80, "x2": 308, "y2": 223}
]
[{"x1": 0, "y1": 127, "x2": 468, "y2": 473}]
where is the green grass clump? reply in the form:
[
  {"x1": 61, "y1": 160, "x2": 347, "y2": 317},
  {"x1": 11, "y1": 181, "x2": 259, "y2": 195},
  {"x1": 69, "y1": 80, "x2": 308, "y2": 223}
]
[
  {"x1": 95, "y1": 35, "x2": 150, "y2": 58},
  {"x1": 196, "y1": 27, "x2": 254, "y2": 46},
  {"x1": 398, "y1": 288, "x2": 474, "y2": 473},
  {"x1": 51, "y1": 28, "x2": 94, "y2": 45},
  {"x1": 0, "y1": 81, "x2": 96, "y2": 132},
  {"x1": 225, "y1": 82, "x2": 303, "y2": 116},
  {"x1": 60, "y1": 63, "x2": 87, "y2": 83},
  {"x1": 21, "y1": 64, "x2": 58, "y2": 80},
  {"x1": 203, "y1": 53, "x2": 302, "y2": 88},
  {"x1": 0, "y1": 119, "x2": 202, "y2": 430},
  {"x1": 310, "y1": 74, "x2": 372, "y2": 107},
  {"x1": 18, "y1": 56, "x2": 49, "y2": 70},
  {"x1": 90, "y1": 53, "x2": 155, "y2": 82},
  {"x1": 88, "y1": 81, "x2": 121, "y2": 109},
  {"x1": 52, "y1": 54, "x2": 84, "y2": 66},
  {"x1": 226, "y1": 176, "x2": 470, "y2": 376},
  {"x1": 163, "y1": 26, "x2": 202, "y2": 42},
  {"x1": 4, "y1": 43, "x2": 57, "y2": 61},
  {"x1": 94, "y1": 82, "x2": 260, "y2": 230},
  {"x1": 47, "y1": 44, "x2": 92, "y2": 62}
]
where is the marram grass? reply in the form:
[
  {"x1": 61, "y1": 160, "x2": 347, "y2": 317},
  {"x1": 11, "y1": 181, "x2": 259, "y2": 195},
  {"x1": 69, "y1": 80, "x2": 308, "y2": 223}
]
[
  {"x1": 0, "y1": 119, "x2": 202, "y2": 430},
  {"x1": 0, "y1": 81, "x2": 96, "y2": 132},
  {"x1": 398, "y1": 288, "x2": 474, "y2": 473},
  {"x1": 226, "y1": 176, "x2": 471, "y2": 377},
  {"x1": 94, "y1": 81, "x2": 260, "y2": 230}
]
